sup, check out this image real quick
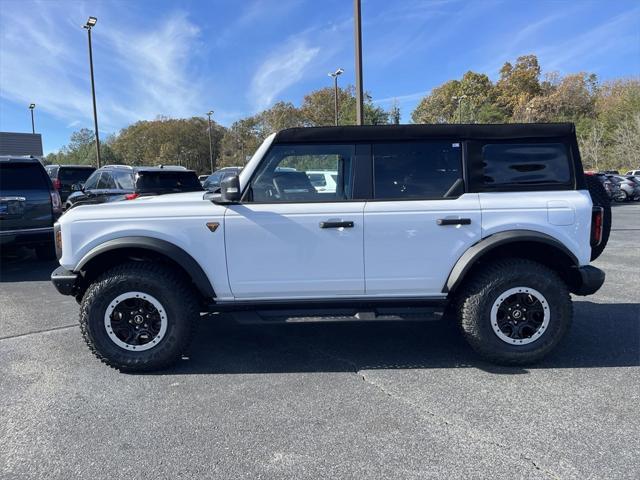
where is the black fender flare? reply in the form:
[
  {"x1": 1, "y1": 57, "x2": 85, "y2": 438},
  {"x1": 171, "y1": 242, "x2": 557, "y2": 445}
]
[
  {"x1": 443, "y1": 230, "x2": 579, "y2": 293},
  {"x1": 75, "y1": 236, "x2": 215, "y2": 298}
]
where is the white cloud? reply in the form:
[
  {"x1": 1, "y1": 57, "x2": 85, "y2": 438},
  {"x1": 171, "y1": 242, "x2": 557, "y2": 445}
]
[
  {"x1": 249, "y1": 41, "x2": 320, "y2": 110},
  {"x1": 0, "y1": 3, "x2": 208, "y2": 135}
]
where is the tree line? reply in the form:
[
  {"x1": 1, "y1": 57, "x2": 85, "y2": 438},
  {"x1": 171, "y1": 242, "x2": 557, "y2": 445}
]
[{"x1": 46, "y1": 54, "x2": 639, "y2": 173}]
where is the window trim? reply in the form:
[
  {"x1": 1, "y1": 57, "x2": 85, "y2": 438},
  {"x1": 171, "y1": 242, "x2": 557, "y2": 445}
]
[
  {"x1": 369, "y1": 139, "x2": 466, "y2": 202},
  {"x1": 240, "y1": 142, "x2": 361, "y2": 204}
]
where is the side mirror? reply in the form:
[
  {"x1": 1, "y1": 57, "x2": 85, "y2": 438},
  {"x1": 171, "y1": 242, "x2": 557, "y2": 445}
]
[{"x1": 219, "y1": 175, "x2": 241, "y2": 203}]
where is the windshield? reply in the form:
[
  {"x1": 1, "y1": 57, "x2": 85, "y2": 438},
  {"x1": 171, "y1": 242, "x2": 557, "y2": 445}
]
[{"x1": 135, "y1": 171, "x2": 203, "y2": 194}]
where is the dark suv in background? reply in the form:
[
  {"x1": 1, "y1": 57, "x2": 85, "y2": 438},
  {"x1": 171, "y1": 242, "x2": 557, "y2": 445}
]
[
  {"x1": 1, "y1": 156, "x2": 62, "y2": 259},
  {"x1": 64, "y1": 165, "x2": 203, "y2": 210},
  {"x1": 45, "y1": 165, "x2": 95, "y2": 202}
]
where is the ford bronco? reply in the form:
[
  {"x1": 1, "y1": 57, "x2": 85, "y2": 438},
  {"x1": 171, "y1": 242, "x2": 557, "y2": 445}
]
[{"x1": 51, "y1": 124, "x2": 608, "y2": 371}]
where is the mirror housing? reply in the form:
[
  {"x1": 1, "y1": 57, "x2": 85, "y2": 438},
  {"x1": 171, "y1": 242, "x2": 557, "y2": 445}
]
[{"x1": 217, "y1": 175, "x2": 241, "y2": 204}]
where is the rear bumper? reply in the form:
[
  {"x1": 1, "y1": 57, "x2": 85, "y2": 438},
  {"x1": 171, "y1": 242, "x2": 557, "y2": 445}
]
[
  {"x1": 51, "y1": 265, "x2": 79, "y2": 296},
  {"x1": 571, "y1": 265, "x2": 605, "y2": 296},
  {"x1": 0, "y1": 226, "x2": 53, "y2": 247}
]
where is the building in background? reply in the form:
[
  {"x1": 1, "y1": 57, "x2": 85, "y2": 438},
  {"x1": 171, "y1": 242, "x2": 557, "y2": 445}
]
[{"x1": 0, "y1": 132, "x2": 43, "y2": 159}]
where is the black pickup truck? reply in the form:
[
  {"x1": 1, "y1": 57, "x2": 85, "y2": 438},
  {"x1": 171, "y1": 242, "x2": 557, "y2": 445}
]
[{"x1": 0, "y1": 156, "x2": 62, "y2": 259}]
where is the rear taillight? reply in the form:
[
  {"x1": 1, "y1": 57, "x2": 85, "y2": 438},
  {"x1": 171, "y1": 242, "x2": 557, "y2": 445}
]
[
  {"x1": 53, "y1": 178, "x2": 61, "y2": 190},
  {"x1": 50, "y1": 190, "x2": 62, "y2": 214},
  {"x1": 124, "y1": 193, "x2": 140, "y2": 200},
  {"x1": 591, "y1": 206, "x2": 603, "y2": 247}
]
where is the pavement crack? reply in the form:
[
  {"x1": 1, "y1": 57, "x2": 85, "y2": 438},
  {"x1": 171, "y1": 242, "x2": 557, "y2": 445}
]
[{"x1": 0, "y1": 324, "x2": 77, "y2": 341}]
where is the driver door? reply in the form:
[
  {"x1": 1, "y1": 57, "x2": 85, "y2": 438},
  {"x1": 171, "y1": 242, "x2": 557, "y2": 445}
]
[{"x1": 224, "y1": 143, "x2": 365, "y2": 300}]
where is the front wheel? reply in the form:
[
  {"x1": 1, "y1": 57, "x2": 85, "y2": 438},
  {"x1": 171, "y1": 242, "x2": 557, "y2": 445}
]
[
  {"x1": 79, "y1": 262, "x2": 198, "y2": 371},
  {"x1": 456, "y1": 258, "x2": 572, "y2": 365}
]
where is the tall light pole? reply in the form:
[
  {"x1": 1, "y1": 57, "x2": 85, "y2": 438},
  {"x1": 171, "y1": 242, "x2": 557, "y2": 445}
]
[
  {"x1": 206, "y1": 110, "x2": 215, "y2": 173},
  {"x1": 328, "y1": 68, "x2": 344, "y2": 126},
  {"x1": 28, "y1": 103, "x2": 36, "y2": 134},
  {"x1": 452, "y1": 95, "x2": 467, "y2": 123},
  {"x1": 84, "y1": 16, "x2": 101, "y2": 168},
  {"x1": 353, "y1": 0, "x2": 364, "y2": 125}
]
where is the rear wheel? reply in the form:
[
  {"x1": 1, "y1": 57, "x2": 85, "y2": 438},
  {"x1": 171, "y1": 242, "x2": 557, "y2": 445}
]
[
  {"x1": 457, "y1": 258, "x2": 572, "y2": 365},
  {"x1": 80, "y1": 262, "x2": 198, "y2": 371},
  {"x1": 584, "y1": 175, "x2": 611, "y2": 261}
]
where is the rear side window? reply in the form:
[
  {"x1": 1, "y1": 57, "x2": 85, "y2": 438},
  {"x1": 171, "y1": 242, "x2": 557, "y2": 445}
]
[
  {"x1": 0, "y1": 163, "x2": 49, "y2": 190},
  {"x1": 480, "y1": 143, "x2": 571, "y2": 188},
  {"x1": 373, "y1": 141, "x2": 462, "y2": 199},
  {"x1": 112, "y1": 170, "x2": 134, "y2": 189},
  {"x1": 59, "y1": 168, "x2": 95, "y2": 184},
  {"x1": 96, "y1": 172, "x2": 116, "y2": 189}
]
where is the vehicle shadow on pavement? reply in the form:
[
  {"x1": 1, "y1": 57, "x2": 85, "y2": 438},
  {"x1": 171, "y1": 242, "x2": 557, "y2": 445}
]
[
  {"x1": 0, "y1": 249, "x2": 57, "y2": 282},
  {"x1": 149, "y1": 300, "x2": 639, "y2": 376}
]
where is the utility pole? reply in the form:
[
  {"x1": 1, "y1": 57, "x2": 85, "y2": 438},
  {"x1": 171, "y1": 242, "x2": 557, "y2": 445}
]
[
  {"x1": 29, "y1": 104, "x2": 36, "y2": 134},
  {"x1": 206, "y1": 110, "x2": 215, "y2": 173},
  {"x1": 328, "y1": 68, "x2": 344, "y2": 126},
  {"x1": 84, "y1": 16, "x2": 101, "y2": 168},
  {"x1": 353, "y1": 0, "x2": 364, "y2": 125}
]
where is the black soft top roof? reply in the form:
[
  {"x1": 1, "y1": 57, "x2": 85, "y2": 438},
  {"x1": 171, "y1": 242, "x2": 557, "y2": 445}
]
[{"x1": 273, "y1": 123, "x2": 576, "y2": 144}]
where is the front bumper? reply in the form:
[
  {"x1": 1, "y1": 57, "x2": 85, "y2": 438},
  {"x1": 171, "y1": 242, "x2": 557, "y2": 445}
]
[
  {"x1": 571, "y1": 265, "x2": 605, "y2": 296},
  {"x1": 51, "y1": 266, "x2": 79, "y2": 296}
]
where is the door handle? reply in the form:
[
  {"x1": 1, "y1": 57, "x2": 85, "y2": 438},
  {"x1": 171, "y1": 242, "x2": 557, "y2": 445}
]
[
  {"x1": 437, "y1": 218, "x2": 471, "y2": 226},
  {"x1": 319, "y1": 220, "x2": 354, "y2": 229}
]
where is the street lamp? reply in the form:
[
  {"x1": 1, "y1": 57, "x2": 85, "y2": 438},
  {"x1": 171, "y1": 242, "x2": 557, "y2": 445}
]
[
  {"x1": 83, "y1": 16, "x2": 101, "y2": 168},
  {"x1": 353, "y1": 0, "x2": 364, "y2": 125},
  {"x1": 328, "y1": 68, "x2": 344, "y2": 126},
  {"x1": 452, "y1": 95, "x2": 467, "y2": 123},
  {"x1": 28, "y1": 103, "x2": 36, "y2": 134},
  {"x1": 206, "y1": 110, "x2": 215, "y2": 174}
]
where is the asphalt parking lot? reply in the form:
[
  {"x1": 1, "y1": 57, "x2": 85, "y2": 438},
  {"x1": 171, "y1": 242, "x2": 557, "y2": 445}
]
[{"x1": 1, "y1": 204, "x2": 638, "y2": 479}]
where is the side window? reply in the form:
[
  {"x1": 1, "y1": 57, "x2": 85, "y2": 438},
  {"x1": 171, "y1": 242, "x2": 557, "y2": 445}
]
[
  {"x1": 480, "y1": 143, "x2": 571, "y2": 187},
  {"x1": 83, "y1": 171, "x2": 100, "y2": 190},
  {"x1": 373, "y1": 141, "x2": 462, "y2": 199},
  {"x1": 246, "y1": 144, "x2": 354, "y2": 203},
  {"x1": 96, "y1": 172, "x2": 116, "y2": 189},
  {"x1": 113, "y1": 170, "x2": 134, "y2": 189}
]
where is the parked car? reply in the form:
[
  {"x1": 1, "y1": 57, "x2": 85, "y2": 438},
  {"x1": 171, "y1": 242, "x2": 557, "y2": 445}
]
[
  {"x1": 202, "y1": 166, "x2": 242, "y2": 191},
  {"x1": 1, "y1": 156, "x2": 62, "y2": 259},
  {"x1": 64, "y1": 165, "x2": 203, "y2": 210},
  {"x1": 306, "y1": 170, "x2": 338, "y2": 193},
  {"x1": 45, "y1": 164, "x2": 96, "y2": 202},
  {"x1": 623, "y1": 176, "x2": 640, "y2": 201},
  {"x1": 607, "y1": 175, "x2": 639, "y2": 202},
  {"x1": 51, "y1": 123, "x2": 610, "y2": 371},
  {"x1": 601, "y1": 170, "x2": 619, "y2": 174},
  {"x1": 586, "y1": 172, "x2": 615, "y2": 199},
  {"x1": 624, "y1": 170, "x2": 640, "y2": 176}
]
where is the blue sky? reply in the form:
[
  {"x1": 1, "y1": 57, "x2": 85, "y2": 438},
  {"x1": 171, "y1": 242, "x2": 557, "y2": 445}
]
[{"x1": 1, "y1": 0, "x2": 639, "y2": 154}]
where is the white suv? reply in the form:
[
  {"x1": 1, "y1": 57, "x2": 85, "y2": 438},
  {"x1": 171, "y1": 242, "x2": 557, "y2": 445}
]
[{"x1": 52, "y1": 124, "x2": 608, "y2": 371}]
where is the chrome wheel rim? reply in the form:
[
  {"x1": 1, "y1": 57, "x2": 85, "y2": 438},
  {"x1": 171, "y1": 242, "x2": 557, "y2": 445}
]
[
  {"x1": 104, "y1": 292, "x2": 167, "y2": 351},
  {"x1": 490, "y1": 287, "x2": 550, "y2": 345}
]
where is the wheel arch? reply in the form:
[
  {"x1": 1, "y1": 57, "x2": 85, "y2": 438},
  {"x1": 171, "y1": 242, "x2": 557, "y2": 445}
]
[
  {"x1": 444, "y1": 230, "x2": 580, "y2": 294},
  {"x1": 75, "y1": 236, "x2": 215, "y2": 300}
]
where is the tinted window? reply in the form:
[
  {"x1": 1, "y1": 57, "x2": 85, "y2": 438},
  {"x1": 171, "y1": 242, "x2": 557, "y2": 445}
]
[
  {"x1": 481, "y1": 143, "x2": 571, "y2": 187},
  {"x1": 113, "y1": 170, "x2": 134, "y2": 189},
  {"x1": 45, "y1": 166, "x2": 59, "y2": 178},
  {"x1": 135, "y1": 171, "x2": 203, "y2": 193},
  {"x1": 83, "y1": 171, "x2": 100, "y2": 190},
  {"x1": 247, "y1": 144, "x2": 353, "y2": 202},
  {"x1": 0, "y1": 163, "x2": 49, "y2": 190},
  {"x1": 96, "y1": 172, "x2": 116, "y2": 189},
  {"x1": 58, "y1": 168, "x2": 95, "y2": 184},
  {"x1": 373, "y1": 142, "x2": 462, "y2": 199}
]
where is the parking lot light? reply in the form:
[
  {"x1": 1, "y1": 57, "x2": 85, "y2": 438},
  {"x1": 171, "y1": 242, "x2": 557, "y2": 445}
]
[
  {"x1": 328, "y1": 68, "x2": 344, "y2": 126},
  {"x1": 86, "y1": 16, "x2": 97, "y2": 27},
  {"x1": 207, "y1": 110, "x2": 215, "y2": 174},
  {"x1": 28, "y1": 103, "x2": 36, "y2": 134},
  {"x1": 83, "y1": 16, "x2": 102, "y2": 168}
]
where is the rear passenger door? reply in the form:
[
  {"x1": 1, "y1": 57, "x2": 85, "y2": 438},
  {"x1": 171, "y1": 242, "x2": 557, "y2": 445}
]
[{"x1": 363, "y1": 141, "x2": 481, "y2": 297}]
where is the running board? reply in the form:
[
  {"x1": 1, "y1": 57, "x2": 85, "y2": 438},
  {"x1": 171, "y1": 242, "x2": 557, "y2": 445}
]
[{"x1": 229, "y1": 307, "x2": 444, "y2": 325}]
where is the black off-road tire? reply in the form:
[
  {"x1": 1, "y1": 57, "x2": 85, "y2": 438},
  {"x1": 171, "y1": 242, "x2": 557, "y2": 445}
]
[
  {"x1": 584, "y1": 174, "x2": 611, "y2": 261},
  {"x1": 79, "y1": 262, "x2": 198, "y2": 372},
  {"x1": 457, "y1": 258, "x2": 572, "y2": 365},
  {"x1": 35, "y1": 243, "x2": 56, "y2": 261}
]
